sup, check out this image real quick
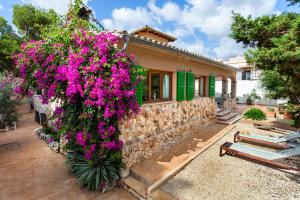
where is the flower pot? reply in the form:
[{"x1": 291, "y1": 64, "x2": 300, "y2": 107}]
[
  {"x1": 284, "y1": 112, "x2": 293, "y2": 119},
  {"x1": 266, "y1": 111, "x2": 276, "y2": 118}
]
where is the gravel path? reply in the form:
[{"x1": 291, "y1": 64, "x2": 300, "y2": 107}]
[{"x1": 162, "y1": 122, "x2": 300, "y2": 200}]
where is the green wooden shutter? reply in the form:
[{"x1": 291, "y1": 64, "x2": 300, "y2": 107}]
[
  {"x1": 209, "y1": 74, "x2": 216, "y2": 97},
  {"x1": 186, "y1": 72, "x2": 195, "y2": 100},
  {"x1": 132, "y1": 65, "x2": 143, "y2": 106},
  {"x1": 177, "y1": 71, "x2": 186, "y2": 101}
]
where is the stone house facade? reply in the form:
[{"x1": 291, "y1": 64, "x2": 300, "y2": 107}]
[
  {"x1": 118, "y1": 26, "x2": 238, "y2": 167},
  {"x1": 33, "y1": 26, "x2": 238, "y2": 168}
]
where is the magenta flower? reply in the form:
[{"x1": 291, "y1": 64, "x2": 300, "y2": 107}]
[
  {"x1": 54, "y1": 107, "x2": 64, "y2": 116},
  {"x1": 76, "y1": 132, "x2": 86, "y2": 146},
  {"x1": 14, "y1": 30, "x2": 141, "y2": 162}
]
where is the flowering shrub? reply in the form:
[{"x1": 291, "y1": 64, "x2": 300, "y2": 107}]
[
  {"x1": 14, "y1": 30, "x2": 140, "y2": 190},
  {"x1": 0, "y1": 73, "x2": 20, "y2": 129}
]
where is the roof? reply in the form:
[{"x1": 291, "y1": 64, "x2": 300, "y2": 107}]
[
  {"x1": 131, "y1": 25, "x2": 177, "y2": 42},
  {"x1": 105, "y1": 30, "x2": 239, "y2": 72},
  {"x1": 126, "y1": 33, "x2": 239, "y2": 72}
]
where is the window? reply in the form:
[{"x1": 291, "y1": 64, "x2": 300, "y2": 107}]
[
  {"x1": 194, "y1": 76, "x2": 206, "y2": 97},
  {"x1": 236, "y1": 72, "x2": 242, "y2": 80},
  {"x1": 195, "y1": 79, "x2": 200, "y2": 97},
  {"x1": 143, "y1": 70, "x2": 172, "y2": 102},
  {"x1": 242, "y1": 70, "x2": 251, "y2": 80}
]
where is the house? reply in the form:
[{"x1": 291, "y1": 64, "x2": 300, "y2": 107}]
[
  {"x1": 222, "y1": 55, "x2": 278, "y2": 106},
  {"x1": 224, "y1": 55, "x2": 262, "y2": 97},
  {"x1": 117, "y1": 26, "x2": 239, "y2": 167},
  {"x1": 33, "y1": 26, "x2": 239, "y2": 168}
]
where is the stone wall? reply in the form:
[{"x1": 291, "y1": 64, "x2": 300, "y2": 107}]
[
  {"x1": 119, "y1": 97, "x2": 216, "y2": 168},
  {"x1": 223, "y1": 98, "x2": 236, "y2": 111}
]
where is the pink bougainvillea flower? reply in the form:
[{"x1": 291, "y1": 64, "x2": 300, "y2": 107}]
[
  {"x1": 54, "y1": 107, "x2": 64, "y2": 116},
  {"x1": 14, "y1": 86, "x2": 23, "y2": 94},
  {"x1": 14, "y1": 30, "x2": 141, "y2": 162},
  {"x1": 76, "y1": 132, "x2": 86, "y2": 146}
]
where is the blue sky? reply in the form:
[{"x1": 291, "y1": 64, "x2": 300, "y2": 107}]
[{"x1": 0, "y1": 0, "x2": 299, "y2": 60}]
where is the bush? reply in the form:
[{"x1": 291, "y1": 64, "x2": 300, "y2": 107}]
[
  {"x1": 244, "y1": 108, "x2": 267, "y2": 121},
  {"x1": 243, "y1": 89, "x2": 260, "y2": 105},
  {"x1": 284, "y1": 103, "x2": 300, "y2": 128},
  {"x1": 0, "y1": 74, "x2": 20, "y2": 128},
  {"x1": 66, "y1": 153, "x2": 122, "y2": 191}
]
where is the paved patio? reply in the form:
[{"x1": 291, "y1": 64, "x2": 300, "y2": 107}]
[{"x1": 0, "y1": 113, "x2": 135, "y2": 200}]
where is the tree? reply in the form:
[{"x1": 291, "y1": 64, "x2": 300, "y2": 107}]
[
  {"x1": 287, "y1": 0, "x2": 300, "y2": 6},
  {"x1": 231, "y1": 12, "x2": 300, "y2": 104},
  {"x1": 0, "y1": 17, "x2": 21, "y2": 73},
  {"x1": 12, "y1": 4, "x2": 59, "y2": 40}
]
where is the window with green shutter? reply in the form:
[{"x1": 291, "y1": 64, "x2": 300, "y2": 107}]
[
  {"x1": 186, "y1": 72, "x2": 195, "y2": 100},
  {"x1": 208, "y1": 74, "x2": 216, "y2": 97},
  {"x1": 177, "y1": 71, "x2": 186, "y2": 101},
  {"x1": 132, "y1": 65, "x2": 143, "y2": 106}
]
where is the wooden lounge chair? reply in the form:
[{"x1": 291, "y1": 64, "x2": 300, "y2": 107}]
[
  {"x1": 254, "y1": 123, "x2": 295, "y2": 135},
  {"x1": 234, "y1": 131, "x2": 300, "y2": 149},
  {"x1": 220, "y1": 142, "x2": 300, "y2": 172}
]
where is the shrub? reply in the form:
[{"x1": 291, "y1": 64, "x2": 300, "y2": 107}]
[
  {"x1": 244, "y1": 108, "x2": 267, "y2": 121},
  {"x1": 66, "y1": 153, "x2": 122, "y2": 191},
  {"x1": 284, "y1": 103, "x2": 300, "y2": 128},
  {"x1": 13, "y1": 0, "x2": 140, "y2": 191},
  {"x1": 0, "y1": 73, "x2": 20, "y2": 128},
  {"x1": 243, "y1": 89, "x2": 260, "y2": 105}
]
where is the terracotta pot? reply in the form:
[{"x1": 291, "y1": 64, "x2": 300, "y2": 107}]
[
  {"x1": 284, "y1": 112, "x2": 293, "y2": 119},
  {"x1": 267, "y1": 111, "x2": 276, "y2": 118}
]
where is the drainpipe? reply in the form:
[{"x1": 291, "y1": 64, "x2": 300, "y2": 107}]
[{"x1": 118, "y1": 33, "x2": 130, "y2": 52}]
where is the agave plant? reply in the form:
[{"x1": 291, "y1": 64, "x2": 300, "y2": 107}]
[{"x1": 65, "y1": 153, "x2": 122, "y2": 191}]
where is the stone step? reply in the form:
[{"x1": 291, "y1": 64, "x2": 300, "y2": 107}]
[
  {"x1": 217, "y1": 114, "x2": 242, "y2": 125},
  {"x1": 217, "y1": 112, "x2": 238, "y2": 121},
  {"x1": 130, "y1": 166, "x2": 154, "y2": 186},
  {"x1": 123, "y1": 176, "x2": 148, "y2": 199},
  {"x1": 151, "y1": 189, "x2": 177, "y2": 200},
  {"x1": 217, "y1": 108, "x2": 224, "y2": 113},
  {"x1": 216, "y1": 110, "x2": 231, "y2": 117}
]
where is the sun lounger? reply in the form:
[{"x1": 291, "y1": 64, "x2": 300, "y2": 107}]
[
  {"x1": 220, "y1": 142, "x2": 300, "y2": 172},
  {"x1": 254, "y1": 123, "x2": 295, "y2": 135},
  {"x1": 234, "y1": 131, "x2": 300, "y2": 149}
]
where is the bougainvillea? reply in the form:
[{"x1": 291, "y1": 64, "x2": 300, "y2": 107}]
[{"x1": 14, "y1": 29, "x2": 141, "y2": 189}]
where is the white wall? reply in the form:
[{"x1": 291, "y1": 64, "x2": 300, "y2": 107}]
[{"x1": 236, "y1": 80, "x2": 264, "y2": 97}]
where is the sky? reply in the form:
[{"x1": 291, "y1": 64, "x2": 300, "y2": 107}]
[{"x1": 0, "y1": 0, "x2": 299, "y2": 60}]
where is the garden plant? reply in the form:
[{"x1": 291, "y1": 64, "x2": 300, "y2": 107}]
[
  {"x1": 14, "y1": 0, "x2": 141, "y2": 191},
  {"x1": 244, "y1": 107, "x2": 267, "y2": 121},
  {"x1": 0, "y1": 73, "x2": 20, "y2": 129},
  {"x1": 243, "y1": 89, "x2": 260, "y2": 105}
]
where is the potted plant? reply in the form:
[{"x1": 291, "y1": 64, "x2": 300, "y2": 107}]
[
  {"x1": 243, "y1": 89, "x2": 260, "y2": 105},
  {"x1": 284, "y1": 103, "x2": 295, "y2": 120},
  {"x1": 266, "y1": 107, "x2": 276, "y2": 118}
]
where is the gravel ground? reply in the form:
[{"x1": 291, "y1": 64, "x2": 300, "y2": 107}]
[{"x1": 161, "y1": 122, "x2": 300, "y2": 200}]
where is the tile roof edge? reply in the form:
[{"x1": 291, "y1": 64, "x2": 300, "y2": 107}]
[{"x1": 127, "y1": 34, "x2": 240, "y2": 72}]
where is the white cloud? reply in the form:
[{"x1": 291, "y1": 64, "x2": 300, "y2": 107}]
[
  {"x1": 98, "y1": 0, "x2": 277, "y2": 58},
  {"x1": 0, "y1": 3, "x2": 3, "y2": 11},
  {"x1": 147, "y1": 0, "x2": 181, "y2": 22},
  {"x1": 177, "y1": 0, "x2": 276, "y2": 38},
  {"x1": 173, "y1": 38, "x2": 208, "y2": 56},
  {"x1": 102, "y1": 7, "x2": 154, "y2": 31},
  {"x1": 21, "y1": 0, "x2": 91, "y2": 15},
  {"x1": 213, "y1": 37, "x2": 245, "y2": 59}
]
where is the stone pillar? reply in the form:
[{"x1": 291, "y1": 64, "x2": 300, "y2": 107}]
[
  {"x1": 221, "y1": 78, "x2": 228, "y2": 99},
  {"x1": 231, "y1": 80, "x2": 236, "y2": 98}
]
